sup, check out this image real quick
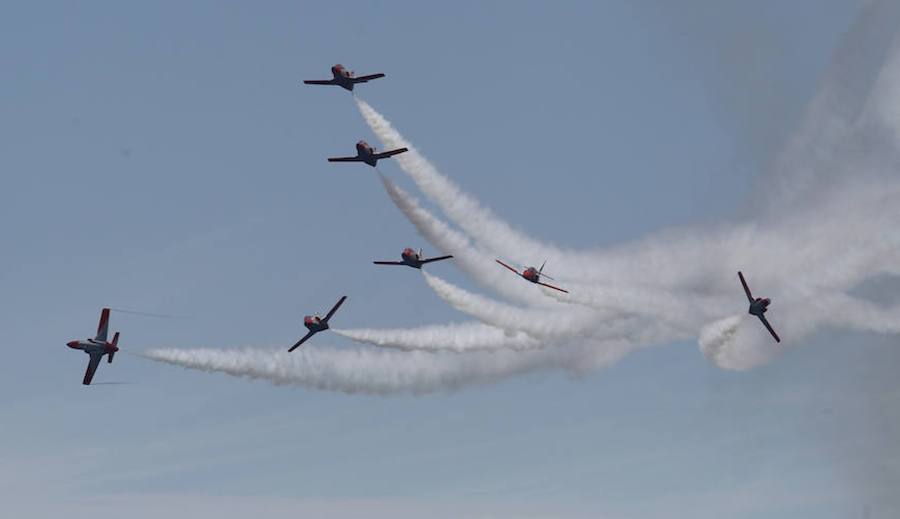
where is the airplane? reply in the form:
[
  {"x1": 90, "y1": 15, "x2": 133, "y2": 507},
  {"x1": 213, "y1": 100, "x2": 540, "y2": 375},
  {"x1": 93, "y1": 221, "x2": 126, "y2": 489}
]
[
  {"x1": 374, "y1": 248, "x2": 453, "y2": 269},
  {"x1": 496, "y1": 259, "x2": 569, "y2": 293},
  {"x1": 289, "y1": 296, "x2": 347, "y2": 352},
  {"x1": 66, "y1": 308, "x2": 120, "y2": 385},
  {"x1": 738, "y1": 271, "x2": 781, "y2": 343},
  {"x1": 328, "y1": 140, "x2": 408, "y2": 167},
  {"x1": 303, "y1": 64, "x2": 385, "y2": 92}
]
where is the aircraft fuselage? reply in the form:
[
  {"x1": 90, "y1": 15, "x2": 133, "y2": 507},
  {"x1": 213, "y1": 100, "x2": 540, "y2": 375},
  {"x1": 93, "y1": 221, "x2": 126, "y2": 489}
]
[
  {"x1": 67, "y1": 338, "x2": 116, "y2": 356},
  {"x1": 400, "y1": 248, "x2": 425, "y2": 268},
  {"x1": 331, "y1": 65, "x2": 357, "y2": 91},
  {"x1": 748, "y1": 297, "x2": 771, "y2": 317},
  {"x1": 522, "y1": 267, "x2": 541, "y2": 283},
  {"x1": 354, "y1": 141, "x2": 379, "y2": 166},
  {"x1": 303, "y1": 316, "x2": 329, "y2": 333}
]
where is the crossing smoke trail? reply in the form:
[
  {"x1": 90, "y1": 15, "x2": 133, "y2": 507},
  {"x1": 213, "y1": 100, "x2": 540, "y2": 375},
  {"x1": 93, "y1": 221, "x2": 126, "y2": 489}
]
[
  {"x1": 368, "y1": 100, "x2": 900, "y2": 367},
  {"x1": 357, "y1": 97, "x2": 569, "y2": 273},
  {"x1": 421, "y1": 271, "x2": 619, "y2": 340},
  {"x1": 377, "y1": 172, "x2": 556, "y2": 307},
  {"x1": 359, "y1": 98, "x2": 900, "y2": 289},
  {"x1": 143, "y1": 4, "x2": 900, "y2": 391},
  {"x1": 353, "y1": 34, "x2": 900, "y2": 370},
  {"x1": 419, "y1": 272, "x2": 693, "y2": 356}
]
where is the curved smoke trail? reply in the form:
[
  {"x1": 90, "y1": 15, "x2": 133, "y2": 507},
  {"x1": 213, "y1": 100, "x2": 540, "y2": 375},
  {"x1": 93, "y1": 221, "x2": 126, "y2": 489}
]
[
  {"x1": 378, "y1": 172, "x2": 557, "y2": 306},
  {"x1": 143, "y1": 6, "x2": 900, "y2": 393},
  {"x1": 358, "y1": 54, "x2": 900, "y2": 363},
  {"x1": 357, "y1": 98, "x2": 562, "y2": 268}
]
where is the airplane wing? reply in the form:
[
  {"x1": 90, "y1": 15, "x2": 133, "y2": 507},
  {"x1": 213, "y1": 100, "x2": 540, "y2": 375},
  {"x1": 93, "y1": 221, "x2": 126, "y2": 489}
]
[
  {"x1": 495, "y1": 259, "x2": 521, "y2": 275},
  {"x1": 353, "y1": 73, "x2": 385, "y2": 83},
  {"x1": 303, "y1": 79, "x2": 337, "y2": 86},
  {"x1": 288, "y1": 331, "x2": 315, "y2": 352},
  {"x1": 420, "y1": 255, "x2": 453, "y2": 265},
  {"x1": 537, "y1": 281, "x2": 570, "y2": 294},
  {"x1": 757, "y1": 314, "x2": 781, "y2": 343},
  {"x1": 324, "y1": 296, "x2": 347, "y2": 323},
  {"x1": 738, "y1": 271, "x2": 754, "y2": 303},
  {"x1": 373, "y1": 261, "x2": 406, "y2": 266},
  {"x1": 94, "y1": 308, "x2": 110, "y2": 342},
  {"x1": 83, "y1": 352, "x2": 103, "y2": 385},
  {"x1": 328, "y1": 156, "x2": 364, "y2": 162},
  {"x1": 374, "y1": 147, "x2": 409, "y2": 159}
]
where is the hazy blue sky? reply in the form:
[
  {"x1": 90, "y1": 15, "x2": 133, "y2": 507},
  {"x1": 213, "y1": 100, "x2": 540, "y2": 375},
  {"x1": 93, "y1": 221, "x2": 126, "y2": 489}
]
[{"x1": 1, "y1": 1, "x2": 896, "y2": 517}]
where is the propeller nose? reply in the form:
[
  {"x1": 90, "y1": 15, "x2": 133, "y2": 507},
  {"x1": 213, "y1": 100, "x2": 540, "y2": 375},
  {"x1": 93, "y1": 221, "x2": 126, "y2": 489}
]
[{"x1": 66, "y1": 340, "x2": 79, "y2": 349}]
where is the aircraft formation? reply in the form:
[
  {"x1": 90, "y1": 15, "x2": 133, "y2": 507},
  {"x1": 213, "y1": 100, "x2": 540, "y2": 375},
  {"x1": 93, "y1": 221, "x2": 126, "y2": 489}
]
[{"x1": 66, "y1": 63, "x2": 782, "y2": 385}]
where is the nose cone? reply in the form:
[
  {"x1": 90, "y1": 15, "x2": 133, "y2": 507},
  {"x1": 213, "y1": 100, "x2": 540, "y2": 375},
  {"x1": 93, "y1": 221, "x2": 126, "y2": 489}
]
[{"x1": 66, "y1": 340, "x2": 79, "y2": 349}]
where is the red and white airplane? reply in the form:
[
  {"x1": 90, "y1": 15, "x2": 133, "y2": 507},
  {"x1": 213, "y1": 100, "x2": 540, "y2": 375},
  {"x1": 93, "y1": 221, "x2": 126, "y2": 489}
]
[
  {"x1": 303, "y1": 64, "x2": 385, "y2": 92},
  {"x1": 496, "y1": 259, "x2": 569, "y2": 293},
  {"x1": 289, "y1": 296, "x2": 347, "y2": 352},
  {"x1": 374, "y1": 248, "x2": 453, "y2": 269},
  {"x1": 66, "y1": 308, "x2": 120, "y2": 385},
  {"x1": 328, "y1": 140, "x2": 408, "y2": 168}
]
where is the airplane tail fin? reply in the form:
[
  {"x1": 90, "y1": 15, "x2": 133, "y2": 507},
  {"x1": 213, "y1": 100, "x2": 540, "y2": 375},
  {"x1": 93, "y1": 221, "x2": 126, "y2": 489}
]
[
  {"x1": 537, "y1": 260, "x2": 558, "y2": 281},
  {"x1": 419, "y1": 248, "x2": 423, "y2": 259},
  {"x1": 109, "y1": 332, "x2": 119, "y2": 363}
]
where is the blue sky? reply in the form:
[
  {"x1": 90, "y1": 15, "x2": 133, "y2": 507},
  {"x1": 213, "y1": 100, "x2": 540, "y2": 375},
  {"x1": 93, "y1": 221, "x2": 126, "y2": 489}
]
[{"x1": 1, "y1": 1, "x2": 897, "y2": 517}]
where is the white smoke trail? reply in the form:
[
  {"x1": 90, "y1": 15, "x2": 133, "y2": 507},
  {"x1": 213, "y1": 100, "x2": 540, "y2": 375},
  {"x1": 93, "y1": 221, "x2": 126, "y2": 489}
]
[
  {"x1": 333, "y1": 322, "x2": 541, "y2": 352},
  {"x1": 698, "y1": 316, "x2": 766, "y2": 370},
  {"x1": 762, "y1": 1, "x2": 900, "y2": 215},
  {"x1": 419, "y1": 272, "x2": 686, "y2": 355},
  {"x1": 378, "y1": 173, "x2": 556, "y2": 306},
  {"x1": 360, "y1": 53, "x2": 900, "y2": 371},
  {"x1": 699, "y1": 291, "x2": 900, "y2": 371},
  {"x1": 359, "y1": 91, "x2": 900, "y2": 290},
  {"x1": 358, "y1": 97, "x2": 557, "y2": 264},
  {"x1": 148, "y1": 6, "x2": 900, "y2": 395},
  {"x1": 141, "y1": 342, "x2": 631, "y2": 395},
  {"x1": 421, "y1": 271, "x2": 605, "y2": 339},
  {"x1": 358, "y1": 96, "x2": 677, "y2": 284}
]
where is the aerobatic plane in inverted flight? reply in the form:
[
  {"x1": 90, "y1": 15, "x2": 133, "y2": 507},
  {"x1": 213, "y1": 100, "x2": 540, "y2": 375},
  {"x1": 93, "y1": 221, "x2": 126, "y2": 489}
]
[
  {"x1": 328, "y1": 140, "x2": 408, "y2": 167},
  {"x1": 303, "y1": 64, "x2": 385, "y2": 92},
  {"x1": 738, "y1": 271, "x2": 781, "y2": 343},
  {"x1": 496, "y1": 259, "x2": 569, "y2": 293},
  {"x1": 374, "y1": 248, "x2": 453, "y2": 269},
  {"x1": 289, "y1": 296, "x2": 347, "y2": 352},
  {"x1": 66, "y1": 308, "x2": 120, "y2": 385}
]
